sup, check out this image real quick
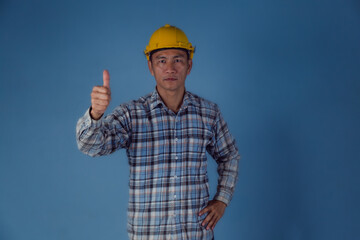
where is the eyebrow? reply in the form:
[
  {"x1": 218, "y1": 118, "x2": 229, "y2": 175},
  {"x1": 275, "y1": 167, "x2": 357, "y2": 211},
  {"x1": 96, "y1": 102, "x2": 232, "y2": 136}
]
[{"x1": 155, "y1": 55, "x2": 186, "y2": 59}]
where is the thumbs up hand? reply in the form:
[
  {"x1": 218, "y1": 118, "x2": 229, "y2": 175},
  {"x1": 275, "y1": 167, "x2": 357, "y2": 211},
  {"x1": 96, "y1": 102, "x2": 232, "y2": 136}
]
[{"x1": 90, "y1": 70, "x2": 112, "y2": 120}]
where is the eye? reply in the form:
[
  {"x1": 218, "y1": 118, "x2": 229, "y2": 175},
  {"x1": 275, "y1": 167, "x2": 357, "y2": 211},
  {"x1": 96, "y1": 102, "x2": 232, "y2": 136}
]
[
  {"x1": 158, "y1": 59, "x2": 166, "y2": 64},
  {"x1": 175, "y1": 59, "x2": 182, "y2": 63}
]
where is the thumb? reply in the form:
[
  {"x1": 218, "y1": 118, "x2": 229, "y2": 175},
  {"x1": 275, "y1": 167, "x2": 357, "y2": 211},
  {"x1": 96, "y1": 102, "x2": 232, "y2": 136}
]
[{"x1": 103, "y1": 69, "x2": 110, "y2": 89}]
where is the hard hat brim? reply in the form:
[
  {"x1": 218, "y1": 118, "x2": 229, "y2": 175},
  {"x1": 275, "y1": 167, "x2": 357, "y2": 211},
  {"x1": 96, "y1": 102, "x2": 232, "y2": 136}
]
[{"x1": 146, "y1": 47, "x2": 195, "y2": 61}]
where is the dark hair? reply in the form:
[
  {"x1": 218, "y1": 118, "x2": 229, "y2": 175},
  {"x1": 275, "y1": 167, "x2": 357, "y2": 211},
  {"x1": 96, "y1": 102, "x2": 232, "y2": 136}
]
[{"x1": 149, "y1": 48, "x2": 190, "y2": 61}]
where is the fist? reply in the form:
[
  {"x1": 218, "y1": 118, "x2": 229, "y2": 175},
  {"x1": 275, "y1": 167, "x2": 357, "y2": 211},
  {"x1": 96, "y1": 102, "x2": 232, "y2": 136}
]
[{"x1": 90, "y1": 70, "x2": 111, "y2": 120}]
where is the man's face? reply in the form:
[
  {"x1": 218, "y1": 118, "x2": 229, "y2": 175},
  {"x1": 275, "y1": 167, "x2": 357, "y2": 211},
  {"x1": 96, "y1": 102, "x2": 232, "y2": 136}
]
[{"x1": 148, "y1": 49, "x2": 192, "y2": 94}]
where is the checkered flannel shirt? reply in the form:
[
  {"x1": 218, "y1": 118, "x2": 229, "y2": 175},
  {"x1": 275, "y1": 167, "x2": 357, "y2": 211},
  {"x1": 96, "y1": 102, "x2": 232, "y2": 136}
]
[{"x1": 76, "y1": 89, "x2": 240, "y2": 240}]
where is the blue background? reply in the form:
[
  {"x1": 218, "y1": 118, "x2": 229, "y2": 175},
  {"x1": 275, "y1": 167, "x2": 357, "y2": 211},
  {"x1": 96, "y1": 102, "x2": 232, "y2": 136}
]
[{"x1": 1, "y1": 0, "x2": 359, "y2": 239}]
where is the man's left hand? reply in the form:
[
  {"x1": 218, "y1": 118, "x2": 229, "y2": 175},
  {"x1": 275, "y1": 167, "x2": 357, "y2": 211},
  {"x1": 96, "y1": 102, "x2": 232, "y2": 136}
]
[{"x1": 199, "y1": 200, "x2": 227, "y2": 230}]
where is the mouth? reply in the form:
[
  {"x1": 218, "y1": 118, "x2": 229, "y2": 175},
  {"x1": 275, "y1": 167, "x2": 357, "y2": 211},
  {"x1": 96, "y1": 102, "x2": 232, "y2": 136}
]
[{"x1": 164, "y1": 78, "x2": 177, "y2": 81}]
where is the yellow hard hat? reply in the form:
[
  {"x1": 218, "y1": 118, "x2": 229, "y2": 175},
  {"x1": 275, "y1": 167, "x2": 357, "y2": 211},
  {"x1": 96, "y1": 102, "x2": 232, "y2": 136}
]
[{"x1": 144, "y1": 24, "x2": 195, "y2": 60}]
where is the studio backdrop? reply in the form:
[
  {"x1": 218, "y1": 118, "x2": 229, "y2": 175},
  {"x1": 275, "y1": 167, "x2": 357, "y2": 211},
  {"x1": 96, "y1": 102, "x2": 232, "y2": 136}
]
[{"x1": 0, "y1": 0, "x2": 359, "y2": 239}]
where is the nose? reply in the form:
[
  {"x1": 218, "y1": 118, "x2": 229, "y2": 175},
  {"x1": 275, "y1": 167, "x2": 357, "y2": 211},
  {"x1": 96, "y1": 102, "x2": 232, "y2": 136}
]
[{"x1": 165, "y1": 61, "x2": 176, "y2": 74}]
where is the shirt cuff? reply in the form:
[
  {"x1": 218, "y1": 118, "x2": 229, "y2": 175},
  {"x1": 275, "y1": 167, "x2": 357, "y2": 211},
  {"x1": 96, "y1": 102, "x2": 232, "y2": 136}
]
[
  {"x1": 83, "y1": 107, "x2": 103, "y2": 129},
  {"x1": 213, "y1": 190, "x2": 232, "y2": 206}
]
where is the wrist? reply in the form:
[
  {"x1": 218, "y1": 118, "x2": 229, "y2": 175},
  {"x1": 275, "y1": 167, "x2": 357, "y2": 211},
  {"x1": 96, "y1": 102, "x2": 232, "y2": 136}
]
[
  {"x1": 89, "y1": 107, "x2": 103, "y2": 120},
  {"x1": 214, "y1": 199, "x2": 227, "y2": 207}
]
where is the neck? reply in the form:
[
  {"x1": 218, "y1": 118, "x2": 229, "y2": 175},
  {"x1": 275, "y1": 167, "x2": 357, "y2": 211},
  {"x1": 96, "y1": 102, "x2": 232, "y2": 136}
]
[{"x1": 156, "y1": 86, "x2": 185, "y2": 113}]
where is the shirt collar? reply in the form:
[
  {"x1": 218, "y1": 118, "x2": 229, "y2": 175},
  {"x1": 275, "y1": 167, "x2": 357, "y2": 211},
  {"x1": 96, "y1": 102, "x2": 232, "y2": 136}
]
[{"x1": 149, "y1": 87, "x2": 200, "y2": 111}]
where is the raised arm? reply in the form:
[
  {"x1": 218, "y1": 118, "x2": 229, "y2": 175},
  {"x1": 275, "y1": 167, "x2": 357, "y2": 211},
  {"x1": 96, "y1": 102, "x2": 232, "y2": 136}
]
[{"x1": 76, "y1": 70, "x2": 132, "y2": 157}]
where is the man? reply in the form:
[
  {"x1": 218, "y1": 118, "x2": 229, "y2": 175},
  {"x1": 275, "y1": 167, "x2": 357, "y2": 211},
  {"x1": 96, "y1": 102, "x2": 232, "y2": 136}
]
[{"x1": 76, "y1": 24, "x2": 240, "y2": 240}]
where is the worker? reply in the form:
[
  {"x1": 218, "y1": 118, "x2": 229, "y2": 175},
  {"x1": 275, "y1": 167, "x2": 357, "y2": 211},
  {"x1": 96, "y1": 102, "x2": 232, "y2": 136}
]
[{"x1": 76, "y1": 24, "x2": 240, "y2": 240}]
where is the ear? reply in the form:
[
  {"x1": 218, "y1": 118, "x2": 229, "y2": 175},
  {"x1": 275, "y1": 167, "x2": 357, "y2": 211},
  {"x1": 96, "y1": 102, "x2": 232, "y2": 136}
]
[
  {"x1": 187, "y1": 59, "x2": 193, "y2": 75},
  {"x1": 148, "y1": 60, "x2": 154, "y2": 76}
]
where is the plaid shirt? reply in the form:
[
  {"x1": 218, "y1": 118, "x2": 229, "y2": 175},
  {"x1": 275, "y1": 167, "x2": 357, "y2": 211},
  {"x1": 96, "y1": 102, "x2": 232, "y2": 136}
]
[{"x1": 76, "y1": 89, "x2": 240, "y2": 240}]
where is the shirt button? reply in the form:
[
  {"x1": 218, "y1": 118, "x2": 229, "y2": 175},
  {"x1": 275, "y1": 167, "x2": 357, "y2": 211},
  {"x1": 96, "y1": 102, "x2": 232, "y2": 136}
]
[
  {"x1": 174, "y1": 195, "x2": 177, "y2": 199},
  {"x1": 175, "y1": 155, "x2": 178, "y2": 160},
  {"x1": 174, "y1": 175, "x2": 177, "y2": 179},
  {"x1": 175, "y1": 138, "x2": 178, "y2": 142}
]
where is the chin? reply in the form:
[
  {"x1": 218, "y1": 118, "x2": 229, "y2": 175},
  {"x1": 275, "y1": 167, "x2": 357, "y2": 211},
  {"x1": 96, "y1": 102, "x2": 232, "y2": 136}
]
[{"x1": 161, "y1": 86, "x2": 181, "y2": 92}]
